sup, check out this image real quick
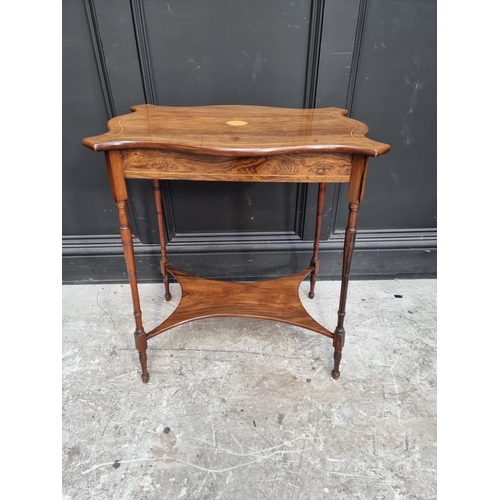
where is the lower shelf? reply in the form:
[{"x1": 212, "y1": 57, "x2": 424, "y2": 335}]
[{"x1": 146, "y1": 267, "x2": 334, "y2": 340}]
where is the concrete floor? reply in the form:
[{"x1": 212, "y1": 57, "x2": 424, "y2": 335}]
[{"x1": 62, "y1": 278, "x2": 436, "y2": 500}]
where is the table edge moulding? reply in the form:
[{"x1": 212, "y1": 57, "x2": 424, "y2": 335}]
[{"x1": 82, "y1": 104, "x2": 390, "y2": 384}]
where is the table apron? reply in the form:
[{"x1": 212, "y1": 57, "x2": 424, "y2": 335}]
[{"x1": 121, "y1": 149, "x2": 352, "y2": 183}]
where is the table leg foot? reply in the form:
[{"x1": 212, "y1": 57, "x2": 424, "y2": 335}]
[
  {"x1": 332, "y1": 329, "x2": 344, "y2": 379},
  {"x1": 309, "y1": 268, "x2": 318, "y2": 300},
  {"x1": 162, "y1": 273, "x2": 171, "y2": 301},
  {"x1": 135, "y1": 329, "x2": 149, "y2": 383},
  {"x1": 138, "y1": 351, "x2": 149, "y2": 383},
  {"x1": 332, "y1": 353, "x2": 341, "y2": 379}
]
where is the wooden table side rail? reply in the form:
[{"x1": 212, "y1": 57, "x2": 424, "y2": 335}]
[{"x1": 84, "y1": 104, "x2": 390, "y2": 384}]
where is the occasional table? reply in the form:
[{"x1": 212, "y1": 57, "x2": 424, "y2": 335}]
[{"x1": 82, "y1": 104, "x2": 390, "y2": 383}]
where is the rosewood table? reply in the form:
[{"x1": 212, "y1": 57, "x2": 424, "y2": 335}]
[{"x1": 82, "y1": 104, "x2": 390, "y2": 383}]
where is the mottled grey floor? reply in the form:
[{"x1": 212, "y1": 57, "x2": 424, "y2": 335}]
[{"x1": 62, "y1": 278, "x2": 436, "y2": 500}]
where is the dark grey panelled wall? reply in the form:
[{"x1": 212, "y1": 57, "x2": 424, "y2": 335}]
[{"x1": 62, "y1": 0, "x2": 436, "y2": 283}]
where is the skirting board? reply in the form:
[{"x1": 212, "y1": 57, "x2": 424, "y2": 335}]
[{"x1": 63, "y1": 233, "x2": 436, "y2": 284}]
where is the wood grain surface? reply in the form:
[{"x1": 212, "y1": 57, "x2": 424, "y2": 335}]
[
  {"x1": 146, "y1": 267, "x2": 334, "y2": 340},
  {"x1": 82, "y1": 104, "x2": 390, "y2": 157},
  {"x1": 121, "y1": 149, "x2": 352, "y2": 183}
]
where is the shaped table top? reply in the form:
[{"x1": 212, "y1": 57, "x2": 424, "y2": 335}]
[{"x1": 82, "y1": 104, "x2": 390, "y2": 157}]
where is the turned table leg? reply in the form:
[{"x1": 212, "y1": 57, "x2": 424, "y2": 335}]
[
  {"x1": 106, "y1": 151, "x2": 149, "y2": 383},
  {"x1": 152, "y1": 180, "x2": 172, "y2": 301},
  {"x1": 309, "y1": 183, "x2": 327, "y2": 299},
  {"x1": 333, "y1": 156, "x2": 368, "y2": 379}
]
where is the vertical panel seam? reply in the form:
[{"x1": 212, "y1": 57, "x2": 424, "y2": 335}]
[
  {"x1": 129, "y1": 0, "x2": 157, "y2": 104},
  {"x1": 84, "y1": 0, "x2": 116, "y2": 118},
  {"x1": 304, "y1": 0, "x2": 326, "y2": 109},
  {"x1": 345, "y1": 0, "x2": 368, "y2": 113}
]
